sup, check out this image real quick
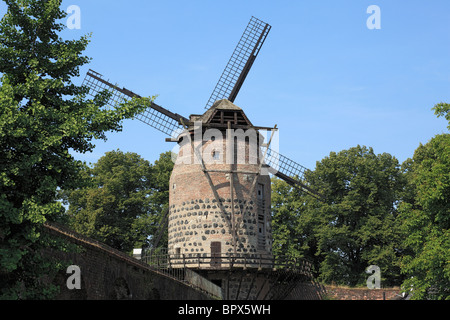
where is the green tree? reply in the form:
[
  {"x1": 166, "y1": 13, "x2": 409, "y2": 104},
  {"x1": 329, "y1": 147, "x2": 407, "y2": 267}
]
[
  {"x1": 0, "y1": 0, "x2": 152, "y2": 299},
  {"x1": 271, "y1": 177, "x2": 319, "y2": 268},
  {"x1": 272, "y1": 146, "x2": 405, "y2": 286},
  {"x1": 145, "y1": 151, "x2": 174, "y2": 249},
  {"x1": 398, "y1": 133, "x2": 450, "y2": 300},
  {"x1": 65, "y1": 151, "x2": 174, "y2": 252},
  {"x1": 311, "y1": 146, "x2": 405, "y2": 286},
  {"x1": 433, "y1": 102, "x2": 450, "y2": 130}
]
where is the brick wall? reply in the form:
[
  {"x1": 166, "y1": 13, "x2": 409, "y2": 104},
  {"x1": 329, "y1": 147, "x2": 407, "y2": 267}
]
[
  {"x1": 324, "y1": 286, "x2": 402, "y2": 300},
  {"x1": 43, "y1": 223, "x2": 211, "y2": 300}
]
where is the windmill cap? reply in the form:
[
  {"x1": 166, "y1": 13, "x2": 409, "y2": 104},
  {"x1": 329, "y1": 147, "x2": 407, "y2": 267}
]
[
  {"x1": 190, "y1": 99, "x2": 251, "y2": 125},
  {"x1": 187, "y1": 99, "x2": 273, "y2": 132},
  {"x1": 210, "y1": 99, "x2": 243, "y2": 111}
]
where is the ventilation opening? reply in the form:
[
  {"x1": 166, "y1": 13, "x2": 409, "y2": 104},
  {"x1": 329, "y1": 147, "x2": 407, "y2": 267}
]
[{"x1": 210, "y1": 110, "x2": 250, "y2": 126}]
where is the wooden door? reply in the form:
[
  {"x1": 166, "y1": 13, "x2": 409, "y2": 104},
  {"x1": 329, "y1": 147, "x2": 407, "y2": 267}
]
[{"x1": 210, "y1": 241, "x2": 221, "y2": 267}]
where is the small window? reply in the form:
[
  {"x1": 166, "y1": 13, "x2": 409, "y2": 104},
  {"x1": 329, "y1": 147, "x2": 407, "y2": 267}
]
[
  {"x1": 175, "y1": 247, "x2": 181, "y2": 258},
  {"x1": 257, "y1": 184, "x2": 264, "y2": 199},
  {"x1": 212, "y1": 151, "x2": 220, "y2": 160}
]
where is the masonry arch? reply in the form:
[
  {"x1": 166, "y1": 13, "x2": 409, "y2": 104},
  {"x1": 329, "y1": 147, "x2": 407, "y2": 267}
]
[{"x1": 109, "y1": 277, "x2": 131, "y2": 300}]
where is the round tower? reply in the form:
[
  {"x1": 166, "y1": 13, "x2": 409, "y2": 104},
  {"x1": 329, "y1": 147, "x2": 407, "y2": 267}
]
[{"x1": 168, "y1": 99, "x2": 273, "y2": 268}]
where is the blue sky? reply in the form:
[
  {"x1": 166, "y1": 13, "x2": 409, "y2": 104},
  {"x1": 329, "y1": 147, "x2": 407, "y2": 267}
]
[{"x1": 2, "y1": 0, "x2": 450, "y2": 170}]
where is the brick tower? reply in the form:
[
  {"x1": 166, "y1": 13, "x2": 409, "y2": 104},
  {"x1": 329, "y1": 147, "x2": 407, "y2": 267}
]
[{"x1": 167, "y1": 99, "x2": 274, "y2": 268}]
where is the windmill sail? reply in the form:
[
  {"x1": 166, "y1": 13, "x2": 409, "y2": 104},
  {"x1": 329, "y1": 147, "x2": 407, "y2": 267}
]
[
  {"x1": 82, "y1": 69, "x2": 187, "y2": 137},
  {"x1": 83, "y1": 69, "x2": 322, "y2": 199},
  {"x1": 263, "y1": 147, "x2": 322, "y2": 200},
  {"x1": 205, "y1": 16, "x2": 271, "y2": 109}
]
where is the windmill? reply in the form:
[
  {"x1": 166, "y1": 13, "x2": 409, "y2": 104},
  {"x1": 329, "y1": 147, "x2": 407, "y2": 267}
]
[
  {"x1": 82, "y1": 16, "x2": 323, "y2": 300},
  {"x1": 83, "y1": 16, "x2": 320, "y2": 199}
]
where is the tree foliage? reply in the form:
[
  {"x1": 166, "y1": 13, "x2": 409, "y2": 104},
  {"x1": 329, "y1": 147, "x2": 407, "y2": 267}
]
[
  {"x1": 272, "y1": 146, "x2": 405, "y2": 286},
  {"x1": 0, "y1": 0, "x2": 152, "y2": 299},
  {"x1": 398, "y1": 133, "x2": 450, "y2": 299},
  {"x1": 64, "y1": 151, "x2": 174, "y2": 252},
  {"x1": 433, "y1": 102, "x2": 450, "y2": 131},
  {"x1": 272, "y1": 105, "x2": 450, "y2": 298},
  {"x1": 271, "y1": 178, "x2": 318, "y2": 264}
]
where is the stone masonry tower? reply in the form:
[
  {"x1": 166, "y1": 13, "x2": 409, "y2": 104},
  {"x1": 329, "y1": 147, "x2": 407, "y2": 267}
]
[{"x1": 167, "y1": 99, "x2": 274, "y2": 268}]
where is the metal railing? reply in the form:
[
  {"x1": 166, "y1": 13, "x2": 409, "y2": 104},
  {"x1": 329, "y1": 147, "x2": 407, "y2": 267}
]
[{"x1": 142, "y1": 250, "x2": 312, "y2": 275}]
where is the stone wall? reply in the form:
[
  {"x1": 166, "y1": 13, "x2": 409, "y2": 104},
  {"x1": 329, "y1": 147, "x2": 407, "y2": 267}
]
[{"x1": 167, "y1": 197, "x2": 271, "y2": 262}]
